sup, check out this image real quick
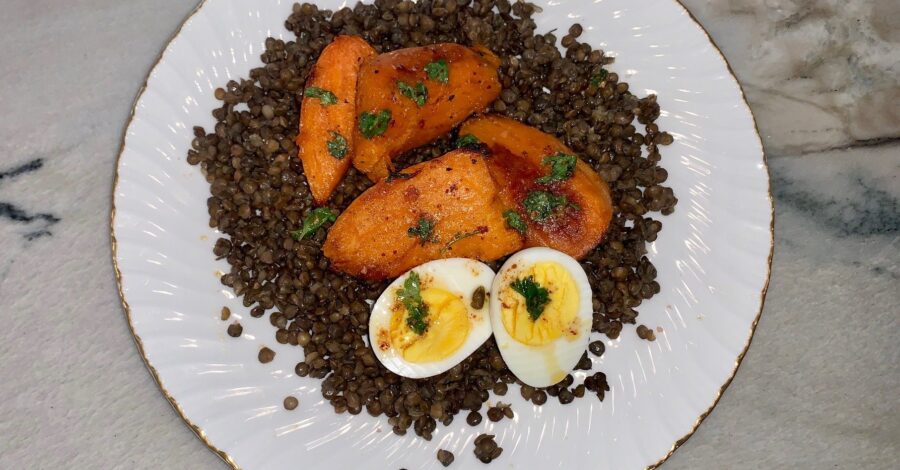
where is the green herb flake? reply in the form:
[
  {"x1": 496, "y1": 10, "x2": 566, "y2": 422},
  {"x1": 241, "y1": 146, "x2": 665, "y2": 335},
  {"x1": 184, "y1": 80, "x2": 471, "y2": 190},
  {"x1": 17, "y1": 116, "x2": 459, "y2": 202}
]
[
  {"x1": 397, "y1": 271, "x2": 429, "y2": 334},
  {"x1": 398, "y1": 81, "x2": 428, "y2": 107},
  {"x1": 510, "y1": 275, "x2": 551, "y2": 321},
  {"x1": 536, "y1": 152, "x2": 578, "y2": 184},
  {"x1": 407, "y1": 217, "x2": 437, "y2": 244},
  {"x1": 590, "y1": 69, "x2": 609, "y2": 87},
  {"x1": 326, "y1": 131, "x2": 348, "y2": 159},
  {"x1": 503, "y1": 210, "x2": 527, "y2": 235},
  {"x1": 290, "y1": 207, "x2": 337, "y2": 241},
  {"x1": 386, "y1": 170, "x2": 416, "y2": 182},
  {"x1": 358, "y1": 109, "x2": 392, "y2": 139},
  {"x1": 455, "y1": 134, "x2": 482, "y2": 149},
  {"x1": 424, "y1": 59, "x2": 449, "y2": 84},
  {"x1": 522, "y1": 190, "x2": 571, "y2": 221},
  {"x1": 303, "y1": 86, "x2": 338, "y2": 106},
  {"x1": 441, "y1": 227, "x2": 488, "y2": 253}
]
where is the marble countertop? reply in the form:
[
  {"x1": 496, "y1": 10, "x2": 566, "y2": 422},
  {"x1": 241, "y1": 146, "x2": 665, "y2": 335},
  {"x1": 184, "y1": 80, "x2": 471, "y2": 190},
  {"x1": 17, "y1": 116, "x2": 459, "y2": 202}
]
[{"x1": 1, "y1": 0, "x2": 897, "y2": 468}]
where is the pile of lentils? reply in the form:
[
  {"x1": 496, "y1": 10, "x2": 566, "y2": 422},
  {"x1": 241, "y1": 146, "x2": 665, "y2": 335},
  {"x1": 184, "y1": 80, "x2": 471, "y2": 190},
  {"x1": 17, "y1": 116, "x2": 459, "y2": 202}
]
[{"x1": 188, "y1": 0, "x2": 677, "y2": 449}]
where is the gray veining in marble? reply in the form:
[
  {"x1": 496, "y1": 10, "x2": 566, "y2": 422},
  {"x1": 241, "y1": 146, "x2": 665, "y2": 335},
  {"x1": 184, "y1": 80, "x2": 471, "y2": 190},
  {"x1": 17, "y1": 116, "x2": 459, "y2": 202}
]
[
  {"x1": 681, "y1": 0, "x2": 900, "y2": 156},
  {"x1": 0, "y1": 0, "x2": 897, "y2": 469},
  {"x1": 0, "y1": 159, "x2": 60, "y2": 241}
]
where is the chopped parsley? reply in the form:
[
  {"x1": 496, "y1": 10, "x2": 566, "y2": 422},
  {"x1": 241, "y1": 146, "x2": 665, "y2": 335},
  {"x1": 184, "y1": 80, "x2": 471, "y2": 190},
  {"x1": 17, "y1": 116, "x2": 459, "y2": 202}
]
[
  {"x1": 536, "y1": 152, "x2": 577, "y2": 184},
  {"x1": 326, "y1": 131, "x2": 348, "y2": 159},
  {"x1": 510, "y1": 276, "x2": 550, "y2": 321},
  {"x1": 386, "y1": 170, "x2": 416, "y2": 182},
  {"x1": 359, "y1": 109, "x2": 392, "y2": 139},
  {"x1": 455, "y1": 134, "x2": 482, "y2": 149},
  {"x1": 441, "y1": 227, "x2": 488, "y2": 253},
  {"x1": 503, "y1": 210, "x2": 527, "y2": 234},
  {"x1": 522, "y1": 190, "x2": 571, "y2": 221},
  {"x1": 590, "y1": 69, "x2": 609, "y2": 87},
  {"x1": 397, "y1": 271, "x2": 429, "y2": 335},
  {"x1": 407, "y1": 217, "x2": 437, "y2": 244},
  {"x1": 303, "y1": 86, "x2": 338, "y2": 106},
  {"x1": 424, "y1": 59, "x2": 449, "y2": 83},
  {"x1": 398, "y1": 81, "x2": 428, "y2": 107},
  {"x1": 290, "y1": 207, "x2": 337, "y2": 240}
]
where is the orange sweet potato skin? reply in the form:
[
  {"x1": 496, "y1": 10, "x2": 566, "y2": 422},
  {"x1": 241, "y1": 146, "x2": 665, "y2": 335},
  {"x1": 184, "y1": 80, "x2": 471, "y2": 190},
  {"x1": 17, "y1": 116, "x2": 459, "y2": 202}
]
[
  {"x1": 297, "y1": 36, "x2": 376, "y2": 205},
  {"x1": 324, "y1": 150, "x2": 523, "y2": 280},
  {"x1": 459, "y1": 115, "x2": 614, "y2": 259},
  {"x1": 352, "y1": 44, "x2": 501, "y2": 182}
]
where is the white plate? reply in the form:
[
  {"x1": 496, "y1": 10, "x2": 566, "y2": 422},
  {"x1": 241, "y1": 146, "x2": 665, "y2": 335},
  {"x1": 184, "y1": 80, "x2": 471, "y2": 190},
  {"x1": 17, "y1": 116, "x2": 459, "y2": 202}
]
[{"x1": 111, "y1": 0, "x2": 772, "y2": 468}]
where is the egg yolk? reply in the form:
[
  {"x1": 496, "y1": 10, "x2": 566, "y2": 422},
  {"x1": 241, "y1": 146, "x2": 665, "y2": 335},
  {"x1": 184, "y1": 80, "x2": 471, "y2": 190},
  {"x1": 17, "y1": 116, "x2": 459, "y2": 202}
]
[
  {"x1": 501, "y1": 262, "x2": 579, "y2": 346},
  {"x1": 389, "y1": 287, "x2": 471, "y2": 363}
]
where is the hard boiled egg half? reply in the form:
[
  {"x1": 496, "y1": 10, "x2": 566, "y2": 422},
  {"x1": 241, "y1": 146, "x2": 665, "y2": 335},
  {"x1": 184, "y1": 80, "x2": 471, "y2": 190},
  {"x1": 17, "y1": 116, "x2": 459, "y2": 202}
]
[
  {"x1": 369, "y1": 258, "x2": 495, "y2": 379},
  {"x1": 489, "y1": 247, "x2": 593, "y2": 387}
]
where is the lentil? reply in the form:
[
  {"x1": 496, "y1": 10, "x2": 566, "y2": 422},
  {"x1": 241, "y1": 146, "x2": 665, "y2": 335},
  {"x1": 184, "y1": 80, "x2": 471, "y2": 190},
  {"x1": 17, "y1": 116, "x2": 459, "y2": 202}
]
[
  {"x1": 284, "y1": 396, "x2": 299, "y2": 410},
  {"x1": 226, "y1": 322, "x2": 243, "y2": 338},
  {"x1": 589, "y1": 340, "x2": 606, "y2": 357},
  {"x1": 471, "y1": 285, "x2": 486, "y2": 310},
  {"x1": 473, "y1": 434, "x2": 503, "y2": 463},
  {"x1": 258, "y1": 347, "x2": 275, "y2": 364},
  {"x1": 437, "y1": 449, "x2": 455, "y2": 467},
  {"x1": 637, "y1": 324, "x2": 657, "y2": 341}
]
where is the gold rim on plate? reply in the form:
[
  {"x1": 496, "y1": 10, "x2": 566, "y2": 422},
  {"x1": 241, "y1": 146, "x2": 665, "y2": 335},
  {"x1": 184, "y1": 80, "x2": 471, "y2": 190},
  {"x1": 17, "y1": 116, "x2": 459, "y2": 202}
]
[{"x1": 109, "y1": 1, "x2": 774, "y2": 468}]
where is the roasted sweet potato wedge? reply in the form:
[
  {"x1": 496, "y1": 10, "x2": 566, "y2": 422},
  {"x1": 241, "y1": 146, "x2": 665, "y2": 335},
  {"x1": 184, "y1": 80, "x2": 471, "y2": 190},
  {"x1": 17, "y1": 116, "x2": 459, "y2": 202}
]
[
  {"x1": 352, "y1": 44, "x2": 501, "y2": 181},
  {"x1": 324, "y1": 149, "x2": 523, "y2": 280},
  {"x1": 459, "y1": 115, "x2": 614, "y2": 259},
  {"x1": 297, "y1": 35, "x2": 376, "y2": 204}
]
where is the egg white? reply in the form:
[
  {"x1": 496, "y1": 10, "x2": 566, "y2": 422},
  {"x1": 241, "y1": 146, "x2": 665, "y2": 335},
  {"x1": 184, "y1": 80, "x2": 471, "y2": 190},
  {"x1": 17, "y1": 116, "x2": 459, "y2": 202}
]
[
  {"x1": 489, "y1": 247, "x2": 593, "y2": 387},
  {"x1": 369, "y1": 258, "x2": 495, "y2": 379}
]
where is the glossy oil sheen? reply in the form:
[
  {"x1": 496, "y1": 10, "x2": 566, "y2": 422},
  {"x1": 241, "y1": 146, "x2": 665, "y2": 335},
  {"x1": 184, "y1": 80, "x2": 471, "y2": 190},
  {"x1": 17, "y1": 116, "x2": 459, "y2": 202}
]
[{"x1": 111, "y1": 0, "x2": 772, "y2": 468}]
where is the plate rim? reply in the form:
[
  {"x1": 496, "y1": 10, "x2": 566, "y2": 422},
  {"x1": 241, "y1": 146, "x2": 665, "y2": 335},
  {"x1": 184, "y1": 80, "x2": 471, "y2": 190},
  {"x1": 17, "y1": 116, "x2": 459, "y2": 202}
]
[{"x1": 109, "y1": 1, "x2": 774, "y2": 468}]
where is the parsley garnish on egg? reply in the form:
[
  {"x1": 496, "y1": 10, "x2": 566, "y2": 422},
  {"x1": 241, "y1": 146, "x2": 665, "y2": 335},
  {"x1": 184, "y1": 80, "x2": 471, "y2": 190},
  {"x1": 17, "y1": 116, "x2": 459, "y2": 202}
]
[
  {"x1": 510, "y1": 275, "x2": 550, "y2": 321},
  {"x1": 397, "y1": 271, "x2": 429, "y2": 334}
]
